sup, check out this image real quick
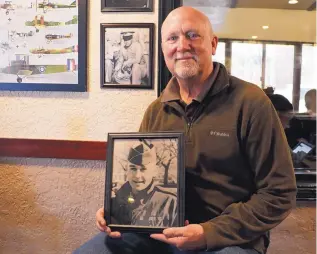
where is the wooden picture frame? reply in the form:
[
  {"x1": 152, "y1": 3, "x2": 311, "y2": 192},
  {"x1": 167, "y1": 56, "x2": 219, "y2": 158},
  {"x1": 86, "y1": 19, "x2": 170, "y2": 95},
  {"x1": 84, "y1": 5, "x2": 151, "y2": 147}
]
[
  {"x1": 104, "y1": 132, "x2": 185, "y2": 233},
  {"x1": 101, "y1": 0, "x2": 154, "y2": 12},
  {"x1": 100, "y1": 23, "x2": 154, "y2": 89},
  {"x1": 0, "y1": 0, "x2": 88, "y2": 92}
]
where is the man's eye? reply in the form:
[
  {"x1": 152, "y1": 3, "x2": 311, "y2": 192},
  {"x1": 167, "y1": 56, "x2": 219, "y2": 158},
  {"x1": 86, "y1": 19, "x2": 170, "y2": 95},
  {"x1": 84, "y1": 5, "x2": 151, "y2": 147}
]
[
  {"x1": 129, "y1": 166, "x2": 137, "y2": 171},
  {"x1": 187, "y1": 32, "x2": 199, "y2": 39},
  {"x1": 168, "y1": 36, "x2": 177, "y2": 41}
]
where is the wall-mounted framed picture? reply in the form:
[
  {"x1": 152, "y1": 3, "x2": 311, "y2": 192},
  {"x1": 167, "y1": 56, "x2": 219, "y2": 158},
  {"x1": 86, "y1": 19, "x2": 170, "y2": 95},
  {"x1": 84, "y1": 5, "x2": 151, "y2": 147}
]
[
  {"x1": 100, "y1": 23, "x2": 154, "y2": 89},
  {"x1": 101, "y1": 0, "x2": 154, "y2": 12},
  {"x1": 0, "y1": 0, "x2": 88, "y2": 92},
  {"x1": 104, "y1": 132, "x2": 185, "y2": 233}
]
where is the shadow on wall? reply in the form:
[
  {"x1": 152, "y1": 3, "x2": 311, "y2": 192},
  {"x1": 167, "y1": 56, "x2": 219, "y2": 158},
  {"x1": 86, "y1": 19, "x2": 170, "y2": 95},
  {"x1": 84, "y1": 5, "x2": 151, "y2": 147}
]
[{"x1": 0, "y1": 160, "x2": 62, "y2": 253}]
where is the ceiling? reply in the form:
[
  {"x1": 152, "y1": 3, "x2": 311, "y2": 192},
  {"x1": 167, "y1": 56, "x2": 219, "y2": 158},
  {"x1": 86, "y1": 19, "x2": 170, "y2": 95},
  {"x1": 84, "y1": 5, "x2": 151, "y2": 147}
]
[{"x1": 185, "y1": 0, "x2": 316, "y2": 11}]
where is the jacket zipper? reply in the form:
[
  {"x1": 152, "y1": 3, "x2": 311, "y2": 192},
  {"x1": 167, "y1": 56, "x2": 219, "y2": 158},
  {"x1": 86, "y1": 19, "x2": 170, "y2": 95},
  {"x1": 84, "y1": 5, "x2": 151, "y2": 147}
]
[{"x1": 185, "y1": 83, "x2": 229, "y2": 141}]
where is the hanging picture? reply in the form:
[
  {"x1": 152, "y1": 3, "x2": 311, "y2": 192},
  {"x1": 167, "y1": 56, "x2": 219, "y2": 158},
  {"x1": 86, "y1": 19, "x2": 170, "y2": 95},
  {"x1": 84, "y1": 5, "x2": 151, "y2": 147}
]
[
  {"x1": 101, "y1": 0, "x2": 153, "y2": 12},
  {"x1": 0, "y1": 0, "x2": 87, "y2": 92},
  {"x1": 100, "y1": 23, "x2": 154, "y2": 89},
  {"x1": 104, "y1": 132, "x2": 185, "y2": 233}
]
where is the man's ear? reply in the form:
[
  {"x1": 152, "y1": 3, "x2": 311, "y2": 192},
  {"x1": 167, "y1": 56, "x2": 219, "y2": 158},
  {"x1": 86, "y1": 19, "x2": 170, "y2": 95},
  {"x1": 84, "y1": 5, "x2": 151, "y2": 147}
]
[{"x1": 211, "y1": 36, "x2": 218, "y2": 56}]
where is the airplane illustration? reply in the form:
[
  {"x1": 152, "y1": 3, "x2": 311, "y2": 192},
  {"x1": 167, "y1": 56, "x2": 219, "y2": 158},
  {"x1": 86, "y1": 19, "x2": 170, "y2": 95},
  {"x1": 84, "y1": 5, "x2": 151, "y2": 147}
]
[
  {"x1": 45, "y1": 33, "x2": 73, "y2": 43},
  {"x1": 0, "y1": 41, "x2": 11, "y2": 53},
  {"x1": 30, "y1": 45, "x2": 78, "y2": 57},
  {"x1": 0, "y1": 1, "x2": 15, "y2": 15},
  {"x1": 38, "y1": 0, "x2": 77, "y2": 13},
  {"x1": 9, "y1": 30, "x2": 35, "y2": 41},
  {"x1": 25, "y1": 15, "x2": 76, "y2": 27}
]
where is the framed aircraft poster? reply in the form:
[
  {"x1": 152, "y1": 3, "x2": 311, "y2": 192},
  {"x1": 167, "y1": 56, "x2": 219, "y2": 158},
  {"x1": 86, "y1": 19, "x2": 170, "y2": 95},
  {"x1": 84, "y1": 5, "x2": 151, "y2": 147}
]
[{"x1": 0, "y1": 0, "x2": 87, "y2": 92}]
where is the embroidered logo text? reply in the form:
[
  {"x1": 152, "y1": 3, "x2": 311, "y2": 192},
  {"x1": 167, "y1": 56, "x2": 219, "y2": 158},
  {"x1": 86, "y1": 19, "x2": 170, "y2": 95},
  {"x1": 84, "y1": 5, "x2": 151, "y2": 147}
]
[{"x1": 210, "y1": 131, "x2": 230, "y2": 137}]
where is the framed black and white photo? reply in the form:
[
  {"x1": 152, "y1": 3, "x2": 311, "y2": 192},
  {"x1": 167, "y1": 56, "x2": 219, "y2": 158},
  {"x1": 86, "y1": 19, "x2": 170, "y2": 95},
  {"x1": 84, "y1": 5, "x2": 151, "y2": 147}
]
[
  {"x1": 101, "y1": 0, "x2": 153, "y2": 12},
  {"x1": 0, "y1": 0, "x2": 88, "y2": 92},
  {"x1": 100, "y1": 23, "x2": 154, "y2": 89},
  {"x1": 104, "y1": 132, "x2": 185, "y2": 233}
]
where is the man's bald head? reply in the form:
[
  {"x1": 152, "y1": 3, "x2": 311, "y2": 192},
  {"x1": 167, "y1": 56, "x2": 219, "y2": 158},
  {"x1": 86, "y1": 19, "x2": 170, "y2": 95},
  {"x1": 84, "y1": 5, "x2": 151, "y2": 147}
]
[
  {"x1": 161, "y1": 6, "x2": 214, "y2": 40},
  {"x1": 160, "y1": 6, "x2": 218, "y2": 81}
]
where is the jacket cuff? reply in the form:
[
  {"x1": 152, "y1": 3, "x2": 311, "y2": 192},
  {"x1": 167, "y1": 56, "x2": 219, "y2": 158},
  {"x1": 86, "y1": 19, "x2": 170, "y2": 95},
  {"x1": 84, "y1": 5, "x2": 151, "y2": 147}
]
[{"x1": 200, "y1": 221, "x2": 222, "y2": 250}]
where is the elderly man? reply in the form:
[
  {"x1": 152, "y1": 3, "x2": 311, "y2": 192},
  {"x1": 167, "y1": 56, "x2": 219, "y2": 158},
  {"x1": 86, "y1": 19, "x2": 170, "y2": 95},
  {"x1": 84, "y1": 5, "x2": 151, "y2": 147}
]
[
  {"x1": 74, "y1": 6, "x2": 296, "y2": 254},
  {"x1": 110, "y1": 141, "x2": 177, "y2": 227}
]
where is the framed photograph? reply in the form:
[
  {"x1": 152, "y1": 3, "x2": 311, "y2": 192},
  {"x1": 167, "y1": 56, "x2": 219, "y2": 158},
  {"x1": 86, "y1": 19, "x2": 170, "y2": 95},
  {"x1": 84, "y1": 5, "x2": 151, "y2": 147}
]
[
  {"x1": 100, "y1": 23, "x2": 154, "y2": 89},
  {"x1": 0, "y1": 0, "x2": 88, "y2": 92},
  {"x1": 101, "y1": 0, "x2": 153, "y2": 12},
  {"x1": 104, "y1": 132, "x2": 185, "y2": 233}
]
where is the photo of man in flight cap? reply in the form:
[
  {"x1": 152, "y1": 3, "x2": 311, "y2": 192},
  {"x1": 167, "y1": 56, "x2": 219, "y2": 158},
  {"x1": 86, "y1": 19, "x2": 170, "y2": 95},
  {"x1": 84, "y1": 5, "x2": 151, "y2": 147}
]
[{"x1": 110, "y1": 140, "x2": 177, "y2": 227}]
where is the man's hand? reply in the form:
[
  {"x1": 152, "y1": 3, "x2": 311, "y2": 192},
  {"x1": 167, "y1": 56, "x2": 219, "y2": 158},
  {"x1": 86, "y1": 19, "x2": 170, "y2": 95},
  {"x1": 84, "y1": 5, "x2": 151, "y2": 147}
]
[
  {"x1": 96, "y1": 207, "x2": 121, "y2": 238},
  {"x1": 150, "y1": 224, "x2": 207, "y2": 251}
]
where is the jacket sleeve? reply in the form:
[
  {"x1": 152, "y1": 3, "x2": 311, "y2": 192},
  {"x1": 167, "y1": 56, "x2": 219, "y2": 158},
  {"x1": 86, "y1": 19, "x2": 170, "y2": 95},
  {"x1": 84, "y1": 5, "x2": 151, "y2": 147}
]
[
  {"x1": 200, "y1": 100, "x2": 297, "y2": 250},
  {"x1": 139, "y1": 104, "x2": 153, "y2": 132}
]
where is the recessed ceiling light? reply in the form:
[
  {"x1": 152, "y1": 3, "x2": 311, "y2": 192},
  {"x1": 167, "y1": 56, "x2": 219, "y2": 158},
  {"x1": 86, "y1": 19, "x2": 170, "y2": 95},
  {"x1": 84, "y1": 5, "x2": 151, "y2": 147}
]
[
  {"x1": 262, "y1": 25, "x2": 269, "y2": 29},
  {"x1": 288, "y1": 0, "x2": 298, "y2": 4},
  {"x1": 251, "y1": 36, "x2": 258, "y2": 39}
]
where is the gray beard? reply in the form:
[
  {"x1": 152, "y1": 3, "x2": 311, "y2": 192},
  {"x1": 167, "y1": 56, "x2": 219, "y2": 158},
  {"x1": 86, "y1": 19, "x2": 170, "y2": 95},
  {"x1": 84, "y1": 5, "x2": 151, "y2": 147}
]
[{"x1": 175, "y1": 62, "x2": 199, "y2": 79}]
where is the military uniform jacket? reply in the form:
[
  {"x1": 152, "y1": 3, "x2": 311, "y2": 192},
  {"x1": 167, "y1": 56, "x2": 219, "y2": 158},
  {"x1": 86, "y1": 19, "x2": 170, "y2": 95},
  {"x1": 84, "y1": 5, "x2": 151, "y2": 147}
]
[{"x1": 111, "y1": 181, "x2": 177, "y2": 227}]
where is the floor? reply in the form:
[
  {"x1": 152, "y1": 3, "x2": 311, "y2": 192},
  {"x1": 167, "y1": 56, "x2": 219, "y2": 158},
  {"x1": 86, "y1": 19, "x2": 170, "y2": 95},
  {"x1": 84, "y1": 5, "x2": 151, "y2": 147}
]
[{"x1": 268, "y1": 201, "x2": 316, "y2": 254}]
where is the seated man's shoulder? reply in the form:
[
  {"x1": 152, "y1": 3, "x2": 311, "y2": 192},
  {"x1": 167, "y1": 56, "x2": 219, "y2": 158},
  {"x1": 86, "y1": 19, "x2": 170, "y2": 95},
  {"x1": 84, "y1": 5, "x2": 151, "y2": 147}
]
[
  {"x1": 144, "y1": 96, "x2": 165, "y2": 114},
  {"x1": 229, "y1": 75, "x2": 270, "y2": 107}
]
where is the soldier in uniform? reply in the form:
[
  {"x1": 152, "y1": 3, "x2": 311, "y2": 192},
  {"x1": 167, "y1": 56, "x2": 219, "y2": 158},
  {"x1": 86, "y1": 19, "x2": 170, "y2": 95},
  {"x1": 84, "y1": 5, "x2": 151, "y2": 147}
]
[
  {"x1": 112, "y1": 31, "x2": 148, "y2": 85},
  {"x1": 110, "y1": 141, "x2": 177, "y2": 227}
]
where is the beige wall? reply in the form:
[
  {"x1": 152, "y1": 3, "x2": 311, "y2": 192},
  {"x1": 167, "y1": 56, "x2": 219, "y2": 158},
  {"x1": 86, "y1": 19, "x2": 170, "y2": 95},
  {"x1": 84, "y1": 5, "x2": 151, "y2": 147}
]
[{"x1": 0, "y1": 0, "x2": 159, "y2": 253}]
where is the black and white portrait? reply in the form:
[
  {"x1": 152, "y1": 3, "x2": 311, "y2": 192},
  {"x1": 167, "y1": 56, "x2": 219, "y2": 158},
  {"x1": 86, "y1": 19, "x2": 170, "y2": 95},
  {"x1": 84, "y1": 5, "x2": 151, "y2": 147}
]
[
  {"x1": 104, "y1": 133, "x2": 185, "y2": 233},
  {"x1": 102, "y1": 0, "x2": 153, "y2": 12},
  {"x1": 101, "y1": 24, "x2": 154, "y2": 89}
]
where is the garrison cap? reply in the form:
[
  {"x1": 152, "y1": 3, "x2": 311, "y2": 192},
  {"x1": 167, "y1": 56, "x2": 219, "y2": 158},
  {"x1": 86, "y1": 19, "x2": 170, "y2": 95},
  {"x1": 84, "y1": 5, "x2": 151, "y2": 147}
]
[{"x1": 127, "y1": 141, "x2": 156, "y2": 166}]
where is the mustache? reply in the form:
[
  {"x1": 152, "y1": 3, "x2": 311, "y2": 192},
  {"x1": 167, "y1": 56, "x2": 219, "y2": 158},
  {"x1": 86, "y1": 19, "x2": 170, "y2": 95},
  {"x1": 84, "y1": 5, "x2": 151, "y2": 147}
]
[{"x1": 175, "y1": 53, "x2": 198, "y2": 62}]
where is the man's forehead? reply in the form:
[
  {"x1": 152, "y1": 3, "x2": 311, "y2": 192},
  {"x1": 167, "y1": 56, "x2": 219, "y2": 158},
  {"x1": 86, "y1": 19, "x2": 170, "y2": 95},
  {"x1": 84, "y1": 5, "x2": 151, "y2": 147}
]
[{"x1": 162, "y1": 20, "x2": 206, "y2": 36}]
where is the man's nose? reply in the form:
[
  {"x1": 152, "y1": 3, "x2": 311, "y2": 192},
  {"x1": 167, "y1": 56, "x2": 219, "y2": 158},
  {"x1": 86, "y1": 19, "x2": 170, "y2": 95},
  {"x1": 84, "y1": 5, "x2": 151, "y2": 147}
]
[
  {"x1": 134, "y1": 169, "x2": 143, "y2": 178},
  {"x1": 177, "y1": 36, "x2": 191, "y2": 51}
]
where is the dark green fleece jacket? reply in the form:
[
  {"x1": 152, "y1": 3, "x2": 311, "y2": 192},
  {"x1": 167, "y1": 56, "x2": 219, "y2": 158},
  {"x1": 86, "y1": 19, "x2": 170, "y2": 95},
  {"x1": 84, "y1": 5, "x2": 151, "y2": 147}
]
[{"x1": 139, "y1": 63, "x2": 297, "y2": 254}]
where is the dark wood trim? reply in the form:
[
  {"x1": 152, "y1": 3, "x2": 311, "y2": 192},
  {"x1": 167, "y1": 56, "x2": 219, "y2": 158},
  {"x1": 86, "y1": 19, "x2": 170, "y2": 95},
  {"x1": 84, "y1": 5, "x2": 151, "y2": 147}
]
[
  {"x1": 307, "y1": 1, "x2": 316, "y2": 11},
  {"x1": 261, "y1": 43, "x2": 266, "y2": 88},
  {"x1": 230, "y1": 0, "x2": 238, "y2": 8},
  {"x1": 0, "y1": 138, "x2": 107, "y2": 160},
  {"x1": 157, "y1": 0, "x2": 182, "y2": 96},
  {"x1": 224, "y1": 41, "x2": 232, "y2": 74},
  {"x1": 219, "y1": 38, "x2": 314, "y2": 46},
  {"x1": 292, "y1": 44, "x2": 302, "y2": 111}
]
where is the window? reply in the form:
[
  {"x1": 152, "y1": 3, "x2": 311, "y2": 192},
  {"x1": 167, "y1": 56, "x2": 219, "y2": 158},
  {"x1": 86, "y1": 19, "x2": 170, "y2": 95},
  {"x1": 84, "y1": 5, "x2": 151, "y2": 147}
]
[
  {"x1": 213, "y1": 42, "x2": 225, "y2": 65},
  {"x1": 231, "y1": 42, "x2": 262, "y2": 86},
  {"x1": 265, "y1": 44, "x2": 295, "y2": 105},
  {"x1": 299, "y1": 44, "x2": 317, "y2": 113}
]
